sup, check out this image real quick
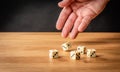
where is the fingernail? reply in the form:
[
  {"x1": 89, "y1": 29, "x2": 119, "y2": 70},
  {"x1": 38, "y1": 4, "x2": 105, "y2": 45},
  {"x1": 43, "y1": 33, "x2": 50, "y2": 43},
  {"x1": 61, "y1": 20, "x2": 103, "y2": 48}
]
[
  {"x1": 78, "y1": 27, "x2": 83, "y2": 32},
  {"x1": 61, "y1": 30, "x2": 67, "y2": 38},
  {"x1": 70, "y1": 33, "x2": 75, "y2": 39},
  {"x1": 57, "y1": 27, "x2": 61, "y2": 30},
  {"x1": 61, "y1": 32, "x2": 64, "y2": 38},
  {"x1": 56, "y1": 23, "x2": 61, "y2": 30}
]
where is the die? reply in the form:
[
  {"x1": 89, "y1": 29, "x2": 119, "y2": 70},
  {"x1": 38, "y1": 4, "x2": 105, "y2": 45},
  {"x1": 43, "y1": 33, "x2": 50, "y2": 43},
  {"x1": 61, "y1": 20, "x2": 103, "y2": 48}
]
[
  {"x1": 70, "y1": 51, "x2": 80, "y2": 60},
  {"x1": 77, "y1": 45, "x2": 86, "y2": 54},
  {"x1": 49, "y1": 49, "x2": 59, "y2": 59},
  {"x1": 61, "y1": 42, "x2": 71, "y2": 51},
  {"x1": 87, "y1": 49, "x2": 96, "y2": 58}
]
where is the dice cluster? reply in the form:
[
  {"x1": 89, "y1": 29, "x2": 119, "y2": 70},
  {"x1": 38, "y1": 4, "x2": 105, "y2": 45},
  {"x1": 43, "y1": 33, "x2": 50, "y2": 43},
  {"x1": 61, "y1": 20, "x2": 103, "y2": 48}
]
[{"x1": 49, "y1": 42, "x2": 96, "y2": 60}]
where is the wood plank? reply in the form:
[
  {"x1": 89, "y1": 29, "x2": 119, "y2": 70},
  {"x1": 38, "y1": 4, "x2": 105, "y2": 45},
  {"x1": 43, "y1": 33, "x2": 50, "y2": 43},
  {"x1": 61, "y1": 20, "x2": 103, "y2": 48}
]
[{"x1": 0, "y1": 32, "x2": 120, "y2": 72}]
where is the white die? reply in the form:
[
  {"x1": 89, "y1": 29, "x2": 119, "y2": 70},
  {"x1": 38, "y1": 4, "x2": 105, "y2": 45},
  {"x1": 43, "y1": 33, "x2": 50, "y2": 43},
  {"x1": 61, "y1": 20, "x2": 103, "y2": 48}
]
[
  {"x1": 70, "y1": 51, "x2": 80, "y2": 60},
  {"x1": 77, "y1": 46, "x2": 86, "y2": 54},
  {"x1": 61, "y1": 42, "x2": 71, "y2": 51},
  {"x1": 49, "y1": 50, "x2": 59, "y2": 59},
  {"x1": 87, "y1": 49, "x2": 96, "y2": 58}
]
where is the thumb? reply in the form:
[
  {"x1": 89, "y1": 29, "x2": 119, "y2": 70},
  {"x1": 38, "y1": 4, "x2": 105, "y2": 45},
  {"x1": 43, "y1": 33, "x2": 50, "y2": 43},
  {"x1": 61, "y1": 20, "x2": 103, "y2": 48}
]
[{"x1": 58, "y1": 0, "x2": 74, "y2": 7}]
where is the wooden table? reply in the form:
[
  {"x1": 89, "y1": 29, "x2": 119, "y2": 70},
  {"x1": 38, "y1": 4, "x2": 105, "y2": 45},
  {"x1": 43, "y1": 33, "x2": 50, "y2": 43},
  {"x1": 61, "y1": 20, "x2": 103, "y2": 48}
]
[{"x1": 0, "y1": 32, "x2": 120, "y2": 72}]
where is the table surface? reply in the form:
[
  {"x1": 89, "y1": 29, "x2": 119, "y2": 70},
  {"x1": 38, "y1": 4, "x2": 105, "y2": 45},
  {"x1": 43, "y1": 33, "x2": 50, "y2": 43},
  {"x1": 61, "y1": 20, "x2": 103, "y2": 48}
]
[{"x1": 0, "y1": 32, "x2": 120, "y2": 72}]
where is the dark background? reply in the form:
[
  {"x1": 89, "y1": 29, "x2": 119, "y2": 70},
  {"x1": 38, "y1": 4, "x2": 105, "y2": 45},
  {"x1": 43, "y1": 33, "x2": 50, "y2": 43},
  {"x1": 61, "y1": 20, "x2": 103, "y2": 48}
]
[{"x1": 0, "y1": 0, "x2": 120, "y2": 32}]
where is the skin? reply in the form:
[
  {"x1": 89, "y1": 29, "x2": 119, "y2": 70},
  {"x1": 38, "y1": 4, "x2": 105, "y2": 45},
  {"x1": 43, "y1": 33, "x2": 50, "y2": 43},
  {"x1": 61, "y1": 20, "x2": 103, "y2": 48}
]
[{"x1": 56, "y1": 0, "x2": 110, "y2": 39}]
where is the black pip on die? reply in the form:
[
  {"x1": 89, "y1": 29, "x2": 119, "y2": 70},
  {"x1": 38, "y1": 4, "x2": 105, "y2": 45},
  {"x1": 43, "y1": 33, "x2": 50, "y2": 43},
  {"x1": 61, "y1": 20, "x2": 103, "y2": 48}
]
[
  {"x1": 61, "y1": 42, "x2": 71, "y2": 51},
  {"x1": 49, "y1": 49, "x2": 59, "y2": 59},
  {"x1": 70, "y1": 51, "x2": 80, "y2": 60},
  {"x1": 87, "y1": 49, "x2": 96, "y2": 58},
  {"x1": 77, "y1": 45, "x2": 86, "y2": 54}
]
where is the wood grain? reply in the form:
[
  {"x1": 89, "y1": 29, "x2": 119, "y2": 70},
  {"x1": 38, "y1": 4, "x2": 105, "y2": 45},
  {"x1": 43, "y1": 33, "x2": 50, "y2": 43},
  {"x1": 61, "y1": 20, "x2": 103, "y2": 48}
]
[{"x1": 0, "y1": 32, "x2": 120, "y2": 72}]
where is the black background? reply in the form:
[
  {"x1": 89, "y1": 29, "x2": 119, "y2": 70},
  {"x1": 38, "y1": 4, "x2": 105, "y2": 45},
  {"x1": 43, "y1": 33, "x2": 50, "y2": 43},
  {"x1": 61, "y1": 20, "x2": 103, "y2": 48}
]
[{"x1": 0, "y1": 0, "x2": 120, "y2": 32}]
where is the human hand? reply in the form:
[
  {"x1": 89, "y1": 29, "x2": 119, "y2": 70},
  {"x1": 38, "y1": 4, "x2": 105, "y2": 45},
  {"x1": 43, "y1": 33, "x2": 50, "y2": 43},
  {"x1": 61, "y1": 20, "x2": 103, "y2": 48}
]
[{"x1": 56, "y1": 0, "x2": 109, "y2": 39}]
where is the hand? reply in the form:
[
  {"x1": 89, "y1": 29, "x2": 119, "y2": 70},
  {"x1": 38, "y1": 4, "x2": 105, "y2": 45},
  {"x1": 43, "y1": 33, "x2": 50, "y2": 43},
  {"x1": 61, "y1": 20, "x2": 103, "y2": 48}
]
[{"x1": 56, "y1": 0, "x2": 109, "y2": 39}]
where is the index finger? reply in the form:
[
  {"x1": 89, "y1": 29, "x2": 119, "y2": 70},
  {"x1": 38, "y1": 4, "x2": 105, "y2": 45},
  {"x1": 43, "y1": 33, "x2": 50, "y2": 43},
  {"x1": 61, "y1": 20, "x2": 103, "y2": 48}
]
[{"x1": 56, "y1": 7, "x2": 72, "y2": 30}]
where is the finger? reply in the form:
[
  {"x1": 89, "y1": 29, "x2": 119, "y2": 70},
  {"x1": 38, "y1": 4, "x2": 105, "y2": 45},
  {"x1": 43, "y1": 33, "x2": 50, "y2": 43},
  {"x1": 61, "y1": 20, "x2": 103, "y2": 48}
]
[
  {"x1": 70, "y1": 16, "x2": 82, "y2": 39},
  {"x1": 58, "y1": 0, "x2": 74, "y2": 8},
  {"x1": 62, "y1": 12, "x2": 77, "y2": 38},
  {"x1": 78, "y1": 16, "x2": 92, "y2": 32},
  {"x1": 56, "y1": 7, "x2": 72, "y2": 30}
]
